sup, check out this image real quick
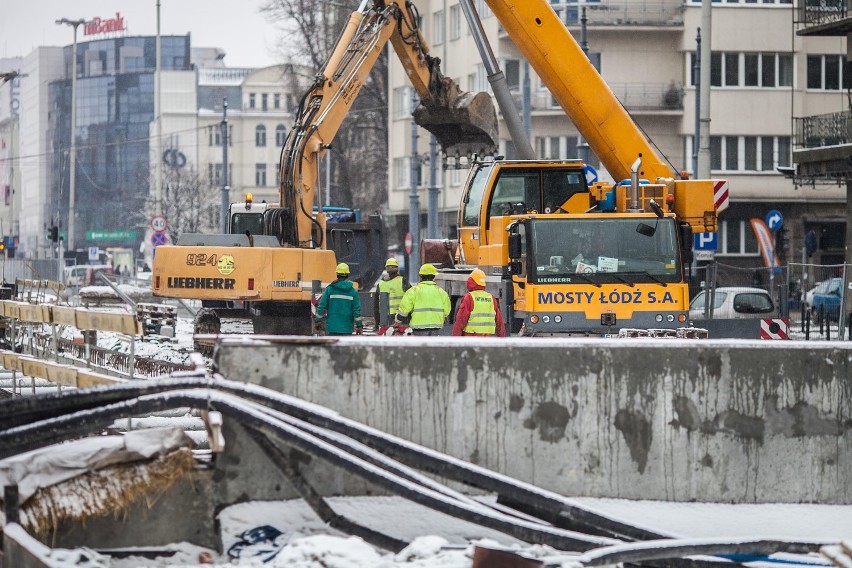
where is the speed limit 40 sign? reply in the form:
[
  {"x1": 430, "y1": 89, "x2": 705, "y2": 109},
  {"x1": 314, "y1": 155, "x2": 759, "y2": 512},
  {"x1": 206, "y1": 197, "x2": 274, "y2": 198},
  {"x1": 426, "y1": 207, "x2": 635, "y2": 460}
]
[{"x1": 151, "y1": 215, "x2": 168, "y2": 232}]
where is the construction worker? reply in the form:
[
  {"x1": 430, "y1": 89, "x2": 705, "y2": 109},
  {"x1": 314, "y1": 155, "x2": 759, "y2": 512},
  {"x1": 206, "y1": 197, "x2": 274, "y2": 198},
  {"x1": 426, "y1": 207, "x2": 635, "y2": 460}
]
[
  {"x1": 452, "y1": 268, "x2": 506, "y2": 337},
  {"x1": 314, "y1": 263, "x2": 364, "y2": 336},
  {"x1": 375, "y1": 257, "x2": 410, "y2": 335},
  {"x1": 395, "y1": 263, "x2": 451, "y2": 336}
]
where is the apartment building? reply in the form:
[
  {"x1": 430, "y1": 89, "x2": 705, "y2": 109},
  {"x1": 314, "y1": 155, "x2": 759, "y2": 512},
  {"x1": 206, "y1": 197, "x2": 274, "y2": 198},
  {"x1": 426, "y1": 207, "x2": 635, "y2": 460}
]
[{"x1": 386, "y1": 0, "x2": 846, "y2": 270}]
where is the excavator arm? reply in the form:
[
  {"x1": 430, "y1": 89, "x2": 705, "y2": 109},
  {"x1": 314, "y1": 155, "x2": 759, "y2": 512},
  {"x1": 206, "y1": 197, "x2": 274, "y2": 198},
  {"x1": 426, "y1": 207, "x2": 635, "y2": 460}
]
[{"x1": 277, "y1": 0, "x2": 498, "y2": 249}]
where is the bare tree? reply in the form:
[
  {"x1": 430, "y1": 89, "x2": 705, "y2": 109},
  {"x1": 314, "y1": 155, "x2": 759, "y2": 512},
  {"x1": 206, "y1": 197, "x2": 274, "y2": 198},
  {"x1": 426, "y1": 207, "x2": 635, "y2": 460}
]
[
  {"x1": 260, "y1": 0, "x2": 388, "y2": 214},
  {"x1": 135, "y1": 163, "x2": 218, "y2": 245}
]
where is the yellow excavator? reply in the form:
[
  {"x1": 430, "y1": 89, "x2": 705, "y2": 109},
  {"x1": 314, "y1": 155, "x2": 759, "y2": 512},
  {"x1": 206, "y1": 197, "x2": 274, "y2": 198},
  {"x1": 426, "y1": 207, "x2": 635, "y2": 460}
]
[{"x1": 151, "y1": 0, "x2": 498, "y2": 335}]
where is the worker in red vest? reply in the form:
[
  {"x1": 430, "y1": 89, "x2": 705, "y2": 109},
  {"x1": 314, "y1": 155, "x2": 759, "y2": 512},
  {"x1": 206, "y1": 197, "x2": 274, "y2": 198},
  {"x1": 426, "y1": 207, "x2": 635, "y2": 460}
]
[{"x1": 452, "y1": 268, "x2": 506, "y2": 337}]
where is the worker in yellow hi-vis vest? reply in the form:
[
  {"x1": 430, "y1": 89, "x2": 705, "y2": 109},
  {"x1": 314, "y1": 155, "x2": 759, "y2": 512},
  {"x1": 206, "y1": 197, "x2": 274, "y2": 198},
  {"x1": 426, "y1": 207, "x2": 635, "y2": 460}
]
[
  {"x1": 394, "y1": 264, "x2": 451, "y2": 336},
  {"x1": 452, "y1": 268, "x2": 506, "y2": 337},
  {"x1": 375, "y1": 257, "x2": 409, "y2": 335}
]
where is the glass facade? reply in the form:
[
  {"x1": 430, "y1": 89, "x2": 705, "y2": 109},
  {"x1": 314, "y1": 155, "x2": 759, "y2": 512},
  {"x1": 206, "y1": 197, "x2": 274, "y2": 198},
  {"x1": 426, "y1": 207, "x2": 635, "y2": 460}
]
[{"x1": 48, "y1": 35, "x2": 191, "y2": 248}]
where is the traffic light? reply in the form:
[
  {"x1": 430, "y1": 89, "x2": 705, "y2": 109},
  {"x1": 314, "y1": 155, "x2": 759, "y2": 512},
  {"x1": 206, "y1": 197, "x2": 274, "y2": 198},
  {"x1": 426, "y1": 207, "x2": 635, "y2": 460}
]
[{"x1": 47, "y1": 226, "x2": 59, "y2": 243}]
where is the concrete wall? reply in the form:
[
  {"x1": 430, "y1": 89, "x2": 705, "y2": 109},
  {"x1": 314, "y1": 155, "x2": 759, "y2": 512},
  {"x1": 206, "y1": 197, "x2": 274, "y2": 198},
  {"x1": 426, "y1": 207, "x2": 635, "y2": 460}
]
[{"x1": 216, "y1": 337, "x2": 852, "y2": 504}]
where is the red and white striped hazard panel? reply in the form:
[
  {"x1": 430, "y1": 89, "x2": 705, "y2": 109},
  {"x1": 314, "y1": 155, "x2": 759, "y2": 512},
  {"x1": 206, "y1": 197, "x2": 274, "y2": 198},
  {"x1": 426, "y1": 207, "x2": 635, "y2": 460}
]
[
  {"x1": 760, "y1": 318, "x2": 789, "y2": 340},
  {"x1": 714, "y1": 180, "x2": 730, "y2": 213}
]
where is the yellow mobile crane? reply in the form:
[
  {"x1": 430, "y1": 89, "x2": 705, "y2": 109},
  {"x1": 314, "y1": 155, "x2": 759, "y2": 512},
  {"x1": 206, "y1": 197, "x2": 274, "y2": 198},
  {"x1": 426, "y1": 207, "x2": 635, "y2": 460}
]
[
  {"x1": 429, "y1": 0, "x2": 728, "y2": 335},
  {"x1": 151, "y1": 0, "x2": 497, "y2": 334}
]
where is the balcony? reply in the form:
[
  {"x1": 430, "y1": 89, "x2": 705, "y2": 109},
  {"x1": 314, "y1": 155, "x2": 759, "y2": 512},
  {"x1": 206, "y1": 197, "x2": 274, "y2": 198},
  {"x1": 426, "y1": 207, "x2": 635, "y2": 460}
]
[
  {"x1": 513, "y1": 82, "x2": 684, "y2": 114},
  {"x1": 795, "y1": 0, "x2": 852, "y2": 36},
  {"x1": 794, "y1": 111, "x2": 852, "y2": 149},
  {"x1": 549, "y1": 1, "x2": 684, "y2": 27},
  {"x1": 792, "y1": 111, "x2": 852, "y2": 180}
]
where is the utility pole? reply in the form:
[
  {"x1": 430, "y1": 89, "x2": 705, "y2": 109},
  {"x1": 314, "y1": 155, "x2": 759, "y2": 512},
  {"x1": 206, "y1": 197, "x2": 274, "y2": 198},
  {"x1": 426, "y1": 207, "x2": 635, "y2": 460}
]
[
  {"x1": 221, "y1": 98, "x2": 230, "y2": 232},
  {"x1": 576, "y1": 6, "x2": 591, "y2": 165},
  {"x1": 697, "y1": 0, "x2": 712, "y2": 179},
  {"x1": 427, "y1": 135, "x2": 439, "y2": 239},
  {"x1": 408, "y1": 91, "x2": 421, "y2": 283},
  {"x1": 55, "y1": 18, "x2": 89, "y2": 252},
  {"x1": 693, "y1": 28, "x2": 701, "y2": 177},
  {"x1": 155, "y1": 0, "x2": 163, "y2": 218}
]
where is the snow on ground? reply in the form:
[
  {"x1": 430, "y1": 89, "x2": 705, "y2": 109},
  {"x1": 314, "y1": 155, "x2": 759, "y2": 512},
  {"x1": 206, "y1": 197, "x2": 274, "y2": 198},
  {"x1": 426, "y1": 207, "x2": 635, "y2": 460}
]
[
  {"x1": 102, "y1": 495, "x2": 852, "y2": 567},
  {"x1": 26, "y1": 303, "x2": 852, "y2": 565}
]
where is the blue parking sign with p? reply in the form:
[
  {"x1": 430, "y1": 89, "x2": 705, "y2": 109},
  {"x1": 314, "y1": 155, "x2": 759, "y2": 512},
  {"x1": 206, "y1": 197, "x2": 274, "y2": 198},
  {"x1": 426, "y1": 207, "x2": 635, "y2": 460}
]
[{"x1": 694, "y1": 232, "x2": 718, "y2": 251}]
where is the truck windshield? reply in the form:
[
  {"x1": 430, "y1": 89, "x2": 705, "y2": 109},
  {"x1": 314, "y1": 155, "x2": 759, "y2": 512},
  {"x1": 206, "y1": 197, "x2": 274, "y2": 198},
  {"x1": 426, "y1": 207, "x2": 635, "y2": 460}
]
[
  {"x1": 528, "y1": 217, "x2": 681, "y2": 284},
  {"x1": 231, "y1": 213, "x2": 265, "y2": 236}
]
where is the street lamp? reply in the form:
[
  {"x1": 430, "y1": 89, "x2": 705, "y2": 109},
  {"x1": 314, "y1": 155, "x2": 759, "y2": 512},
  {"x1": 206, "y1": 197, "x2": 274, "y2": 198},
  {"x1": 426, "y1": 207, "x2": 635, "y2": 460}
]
[{"x1": 55, "y1": 17, "x2": 89, "y2": 252}]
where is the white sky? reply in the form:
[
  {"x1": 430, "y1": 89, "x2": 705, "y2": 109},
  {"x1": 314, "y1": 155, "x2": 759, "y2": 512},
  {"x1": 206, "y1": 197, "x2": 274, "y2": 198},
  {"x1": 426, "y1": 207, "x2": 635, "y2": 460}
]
[{"x1": 0, "y1": 0, "x2": 282, "y2": 69}]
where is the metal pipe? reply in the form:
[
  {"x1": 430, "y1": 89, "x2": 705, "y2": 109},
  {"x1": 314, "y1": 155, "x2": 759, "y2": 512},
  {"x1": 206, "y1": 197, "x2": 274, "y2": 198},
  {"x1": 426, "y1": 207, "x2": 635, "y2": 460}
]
[
  {"x1": 459, "y1": 0, "x2": 535, "y2": 160},
  {"x1": 629, "y1": 155, "x2": 642, "y2": 212}
]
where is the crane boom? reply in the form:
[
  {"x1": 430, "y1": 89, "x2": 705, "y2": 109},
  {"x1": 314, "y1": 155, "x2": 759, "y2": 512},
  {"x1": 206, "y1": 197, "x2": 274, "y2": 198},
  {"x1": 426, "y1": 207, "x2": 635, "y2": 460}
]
[{"x1": 482, "y1": 0, "x2": 673, "y2": 182}]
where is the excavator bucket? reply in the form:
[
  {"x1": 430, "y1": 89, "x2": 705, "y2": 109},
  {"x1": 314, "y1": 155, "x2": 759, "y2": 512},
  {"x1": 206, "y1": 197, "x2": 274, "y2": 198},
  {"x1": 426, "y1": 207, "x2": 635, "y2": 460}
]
[{"x1": 413, "y1": 90, "x2": 498, "y2": 165}]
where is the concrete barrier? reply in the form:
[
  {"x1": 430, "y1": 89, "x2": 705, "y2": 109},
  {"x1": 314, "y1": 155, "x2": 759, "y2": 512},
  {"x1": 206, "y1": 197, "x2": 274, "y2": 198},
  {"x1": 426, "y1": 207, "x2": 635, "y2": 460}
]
[{"x1": 215, "y1": 337, "x2": 852, "y2": 504}]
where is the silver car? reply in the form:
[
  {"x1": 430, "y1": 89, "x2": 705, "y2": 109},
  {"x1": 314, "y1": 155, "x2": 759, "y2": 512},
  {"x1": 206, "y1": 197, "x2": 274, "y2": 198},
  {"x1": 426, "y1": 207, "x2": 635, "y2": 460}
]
[{"x1": 690, "y1": 287, "x2": 776, "y2": 320}]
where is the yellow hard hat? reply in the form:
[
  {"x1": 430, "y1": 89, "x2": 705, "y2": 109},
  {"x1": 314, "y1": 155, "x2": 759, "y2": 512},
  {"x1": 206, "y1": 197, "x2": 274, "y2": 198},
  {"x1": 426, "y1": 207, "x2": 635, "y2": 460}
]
[
  {"x1": 336, "y1": 262, "x2": 350, "y2": 275},
  {"x1": 419, "y1": 263, "x2": 438, "y2": 277},
  {"x1": 386, "y1": 258, "x2": 399, "y2": 268},
  {"x1": 470, "y1": 268, "x2": 486, "y2": 286}
]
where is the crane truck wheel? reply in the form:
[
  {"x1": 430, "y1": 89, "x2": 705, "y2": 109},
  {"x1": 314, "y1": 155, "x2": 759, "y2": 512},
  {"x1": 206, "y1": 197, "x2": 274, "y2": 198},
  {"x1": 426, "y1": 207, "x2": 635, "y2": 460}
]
[{"x1": 193, "y1": 308, "x2": 221, "y2": 356}]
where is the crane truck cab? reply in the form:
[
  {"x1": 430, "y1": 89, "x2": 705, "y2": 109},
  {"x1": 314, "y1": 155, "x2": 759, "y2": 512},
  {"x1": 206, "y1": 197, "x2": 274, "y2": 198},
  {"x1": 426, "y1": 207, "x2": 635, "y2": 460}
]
[{"x1": 431, "y1": 157, "x2": 709, "y2": 336}]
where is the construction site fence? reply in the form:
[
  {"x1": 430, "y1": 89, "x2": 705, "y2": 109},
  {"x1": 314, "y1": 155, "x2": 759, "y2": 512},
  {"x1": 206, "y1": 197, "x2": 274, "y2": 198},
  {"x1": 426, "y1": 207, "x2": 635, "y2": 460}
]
[{"x1": 693, "y1": 262, "x2": 852, "y2": 341}]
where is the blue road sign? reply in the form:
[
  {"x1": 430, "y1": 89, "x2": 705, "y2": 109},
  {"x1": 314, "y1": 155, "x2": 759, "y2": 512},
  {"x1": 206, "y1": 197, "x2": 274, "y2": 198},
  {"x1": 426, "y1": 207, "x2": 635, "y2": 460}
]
[
  {"x1": 766, "y1": 210, "x2": 783, "y2": 231},
  {"x1": 151, "y1": 231, "x2": 167, "y2": 247},
  {"x1": 583, "y1": 165, "x2": 598, "y2": 184},
  {"x1": 693, "y1": 232, "x2": 718, "y2": 251}
]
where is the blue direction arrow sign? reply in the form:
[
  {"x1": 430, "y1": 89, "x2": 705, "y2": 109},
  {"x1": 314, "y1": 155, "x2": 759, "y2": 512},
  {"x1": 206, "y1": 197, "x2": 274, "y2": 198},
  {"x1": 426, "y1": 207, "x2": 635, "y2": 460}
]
[{"x1": 766, "y1": 210, "x2": 783, "y2": 231}]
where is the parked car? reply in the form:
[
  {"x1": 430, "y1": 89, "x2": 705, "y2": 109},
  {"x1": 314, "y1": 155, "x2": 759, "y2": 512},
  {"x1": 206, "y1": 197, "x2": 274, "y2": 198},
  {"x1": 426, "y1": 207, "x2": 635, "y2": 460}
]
[
  {"x1": 810, "y1": 277, "x2": 844, "y2": 320},
  {"x1": 804, "y1": 280, "x2": 829, "y2": 311},
  {"x1": 689, "y1": 287, "x2": 776, "y2": 320},
  {"x1": 65, "y1": 265, "x2": 115, "y2": 287}
]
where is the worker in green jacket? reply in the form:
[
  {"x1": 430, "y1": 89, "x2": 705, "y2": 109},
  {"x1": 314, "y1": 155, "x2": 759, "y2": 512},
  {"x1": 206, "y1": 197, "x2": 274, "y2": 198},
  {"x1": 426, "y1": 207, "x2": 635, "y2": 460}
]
[
  {"x1": 314, "y1": 263, "x2": 364, "y2": 336},
  {"x1": 394, "y1": 263, "x2": 451, "y2": 336}
]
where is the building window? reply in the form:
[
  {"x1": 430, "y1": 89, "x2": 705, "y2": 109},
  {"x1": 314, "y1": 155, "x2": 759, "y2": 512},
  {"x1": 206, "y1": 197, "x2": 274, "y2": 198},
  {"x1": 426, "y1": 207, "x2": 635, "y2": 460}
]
[
  {"x1": 275, "y1": 163, "x2": 281, "y2": 186},
  {"x1": 691, "y1": 52, "x2": 792, "y2": 88},
  {"x1": 262, "y1": 93, "x2": 268, "y2": 111},
  {"x1": 719, "y1": 220, "x2": 760, "y2": 256},
  {"x1": 394, "y1": 157, "x2": 416, "y2": 189},
  {"x1": 255, "y1": 124, "x2": 267, "y2": 147},
  {"x1": 275, "y1": 124, "x2": 287, "y2": 147},
  {"x1": 274, "y1": 93, "x2": 281, "y2": 109},
  {"x1": 255, "y1": 163, "x2": 267, "y2": 187},
  {"x1": 476, "y1": 0, "x2": 493, "y2": 18},
  {"x1": 393, "y1": 86, "x2": 415, "y2": 118},
  {"x1": 433, "y1": 10, "x2": 445, "y2": 45},
  {"x1": 449, "y1": 168, "x2": 463, "y2": 186},
  {"x1": 209, "y1": 163, "x2": 222, "y2": 186},
  {"x1": 449, "y1": 4, "x2": 461, "y2": 40},
  {"x1": 807, "y1": 54, "x2": 849, "y2": 90},
  {"x1": 208, "y1": 125, "x2": 221, "y2": 146},
  {"x1": 504, "y1": 59, "x2": 520, "y2": 90},
  {"x1": 249, "y1": 93, "x2": 256, "y2": 109},
  {"x1": 695, "y1": 135, "x2": 791, "y2": 172}
]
